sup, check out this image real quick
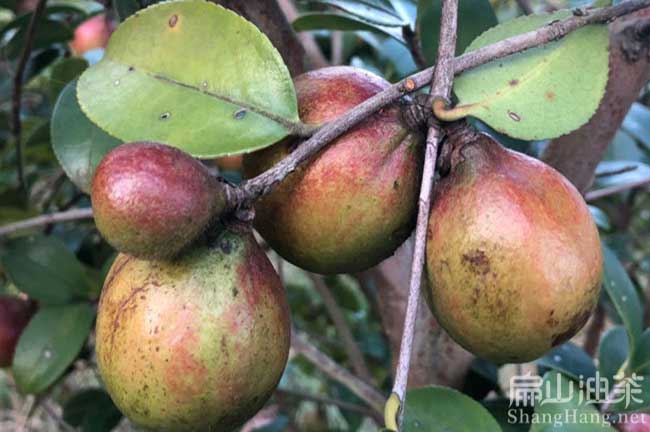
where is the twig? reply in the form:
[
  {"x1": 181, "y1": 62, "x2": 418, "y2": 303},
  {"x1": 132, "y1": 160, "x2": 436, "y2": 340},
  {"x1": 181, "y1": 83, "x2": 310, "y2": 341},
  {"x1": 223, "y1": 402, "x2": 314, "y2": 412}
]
[
  {"x1": 275, "y1": 388, "x2": 377, "y2": 417},
  {"x1": 0, "y1": 208, "x2": 93, "y2": 237},
  {"x1": 290, "y1": 330, "x2": 386, "y2": 415},
  {"x1": 308, "y1": 274, "x2": 373, "y2": 383},
  {"x1": 585, "y1": 178, "x2": 650, "y2": 201},
  {"x1": 277, "y1": 0, "x2": 330, "y2": 69},
  {"x1": 403, "y1": 26, "x2": 428, "y2": 69},
  {"x1": 11, "y1": 0, "x2": 48, "y2": 196},
  {"x1": 595, "y1": 165, "x2": 638, "y2": 177},
  {"x1": 388, "y1": 1, "x2": 458, "y2": 430},
  {"x1": 516, "y1": 0, "x2": 535, "y2": 15},
  {"x1": 241, "y1": 0, "x2": 650, "y2": 205}
]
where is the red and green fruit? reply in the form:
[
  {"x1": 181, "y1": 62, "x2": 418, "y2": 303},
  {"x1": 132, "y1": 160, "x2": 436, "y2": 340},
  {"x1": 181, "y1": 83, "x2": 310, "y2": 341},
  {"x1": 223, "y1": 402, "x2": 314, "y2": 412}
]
[
  {"x1": 70, "y1": 14, "x2": 113, "y2": 55},
  {"x1": 0, "y1": 296, "x2": 37, "y2": 368},
  {"x1": 425, "y1": 125, "x2": 602, "y2": 363},
  {"x1": 91, "y1": 142, "x2": 227, "y2": 260},
  {"x1": 244, "y1": 66, "x2": 423, "y2": 275},
  {"x1": 96, "y1": 226, "x2": 290, "y2": 431}
]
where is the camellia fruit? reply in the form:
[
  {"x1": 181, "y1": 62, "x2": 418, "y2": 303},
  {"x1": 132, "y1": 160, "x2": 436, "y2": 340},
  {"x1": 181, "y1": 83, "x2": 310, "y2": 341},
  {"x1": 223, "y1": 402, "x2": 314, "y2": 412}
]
[
  {"x1": 91, "y1": 142, "x2": 227, "y2": 260},
  {"x1": 244, "y1": 66, "x2": 423, "y2": 275},
  {"x1": 70, "y1": 14, "x2": 112, "y2": 55},
  {"x1": 96, "y1": 226, "x2": 291, "y2": 431},
  {"x1": 0, "y1": 296, "x2": 37, "y2": 367},
  {"x1": 425, "y1": 123, "x2": 602, "y2": 363}
]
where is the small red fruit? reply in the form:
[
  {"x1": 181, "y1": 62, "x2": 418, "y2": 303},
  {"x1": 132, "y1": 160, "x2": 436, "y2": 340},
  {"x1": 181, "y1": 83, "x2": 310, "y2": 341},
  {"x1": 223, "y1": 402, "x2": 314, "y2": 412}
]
[
  {"x1": 616, "y1": 414, "x2": 650, "y2": 432},
  {"x1": 70, "y1": 14, "x2": 112, "y2": 55},
  {"x1": 91, "y1": 142, "x2": 227, "y2": 260},
  {"x1": 0, "y1": 296, "x2": 38, "y2": 367}
]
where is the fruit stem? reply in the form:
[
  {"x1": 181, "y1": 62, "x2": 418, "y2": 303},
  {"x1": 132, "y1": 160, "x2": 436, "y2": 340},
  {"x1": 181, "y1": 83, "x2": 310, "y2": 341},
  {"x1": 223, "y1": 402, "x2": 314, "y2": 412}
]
[{"x1": 388, "y1": 0, "x2": 459, "y2": 430}]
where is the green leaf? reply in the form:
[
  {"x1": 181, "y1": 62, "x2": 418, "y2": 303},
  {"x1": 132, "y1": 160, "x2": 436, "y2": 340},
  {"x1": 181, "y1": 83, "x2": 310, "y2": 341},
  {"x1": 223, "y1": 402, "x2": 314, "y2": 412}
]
[
  {"x1": 536, "y1": 343, "x2": 596, "y2": 381},
  {"x1": 631, "y1": 329, "x2": 650, "y2": 375},
  {"x1": 63, "y1": 388, "x2": 123, "y2": 432},
  {"x1": 310, "y1": 0, "x2": 406, "y2": 27},
  {"x1": 588, "y1": 205, "x2": 611, "y2": 231},
  {"x1": 604, "y1": 131, "x2": 648, "y2": 163},
  {"x1": 451, "y1": 11, "x2": 609, "y2": 140},
  {"x1": 293, "y1": 12, "x2": 404, "y2": 43},
  {"x1": 417, "y1": 0, "x2": 497, "y2": 63},
  {"x1": 482, "y1": 399, "x2": 531, "y2": 432},
  {"x1": 594, "y1": 161, "x2": 650, "y2": 189},
  {"x1": 77, "y1": 0, "x2": 300, "y2": 158},
  {"x1": 0, "y1": 236, "x2": 95, "y2": 304},
  {"x1": 52, "y1": 80, "x2": 121, "y2": 193},
  {"x1": 530, "y1": 371, "x2": 616, "y2": 431},
  {"x1": 2, "y1": 18, "x2": 73, "y2": 59},
  {"x1": 48, "y1": 57, "x2": 89, "y2": 101},
  {"x1": 12, "y1": 303, "x2": 95, "y2": 394},
  {"x1": 605, "y1": 374, "x2": 650, "y2": 413},
  {"x1": 623, "y1": 103, "x2": 650, "y2": 147},
  {"x1": 112, "y1": 0, "x2": 140, "y2": 21},
  {"x1": 599, "y1": 326, "x2": 629, "y2": 383},
  {"x1": 602, "y1": 244, "x2": 643, "y2": 352},
  {"x1": 403, "y1": 386, "x2": 502, "y2": 431}
]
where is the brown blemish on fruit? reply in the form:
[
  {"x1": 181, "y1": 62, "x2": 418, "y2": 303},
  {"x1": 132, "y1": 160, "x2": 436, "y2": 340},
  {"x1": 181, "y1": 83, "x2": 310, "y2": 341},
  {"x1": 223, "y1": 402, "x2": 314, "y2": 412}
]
[
  {"x1": 509, "y1": 79, "x2": 519, "y2": 86},
  {"x1": 508, "y1": 111, "x2": 521, "y2": 122},
  {"x1": 545, "y1": 91, "x2": 555, "y2": 101},
  {"x1": 462, "y1": 249, "x2": 491, "y2": 275},
  {"x1": 169, "y1": 14, "x2": 178, "y2": 28},
  {"x1": 551, "y1": 309, "x2": 591, "y2": 347}
]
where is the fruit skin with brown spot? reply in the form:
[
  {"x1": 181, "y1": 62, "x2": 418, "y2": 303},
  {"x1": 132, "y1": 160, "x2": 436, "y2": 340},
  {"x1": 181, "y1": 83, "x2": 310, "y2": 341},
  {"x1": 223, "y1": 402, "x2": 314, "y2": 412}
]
[
  {"x1": 96, "y1": 226, "x2": 291, "y2": 432},
  {"x1": 244, "y1": 66, "x2": 423, "y2": 275},
  {"x1": 425, "y1": 124, "x2": 602, "y2": 364},
  {"x1": 91, "y1": 142, "x2": 227, "y2": 260},
  {"x1": 0, "y1": 296, "x2": 37, "y2": 368}
]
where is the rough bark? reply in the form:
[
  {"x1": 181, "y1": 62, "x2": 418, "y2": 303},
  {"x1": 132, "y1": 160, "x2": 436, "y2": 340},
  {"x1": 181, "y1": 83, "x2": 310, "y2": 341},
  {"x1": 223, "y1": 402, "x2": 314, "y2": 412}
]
[
  {"x1": 213, "y1": 0, "x2": 306, "y2": 76},
  {"x1": 541, "y1": 11, "x2": 650, "y2": 193},
  {"x1": 358, "y1": 237, "x2": 473, "y2": 389}
]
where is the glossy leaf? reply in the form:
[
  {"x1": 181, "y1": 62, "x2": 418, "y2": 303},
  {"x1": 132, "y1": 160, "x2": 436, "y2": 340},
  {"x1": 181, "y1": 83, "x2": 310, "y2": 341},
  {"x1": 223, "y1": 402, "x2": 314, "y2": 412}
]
[
  {"x1": 589, "y1": 205, "x2": 611, "y2": 231},
  {"x1": 599, "y1": 326, "x2": 629, "y2": 383},
  {"x1": 48, "y1": 57, "x2": 89, "y2": 101},
  {"x1": 604, "y1": 131, "x2": 648, "y2": 163},
  {"x1": 13, "y1": 304, "x2": 95, "y2": 394},
  {"x1": 2, "y1": 18, "x2": 73, "y2": 59},
  {"x1": 452, "y1": 11, "x2": 609, "y2": 140},
  {"x1": 536, "y1": 342, "x2": 596, "y2": 381},
  {"x1": 602, "y1": 244, "x2": 643, "y2": 350},
  {"x1": 310, "y1": 0, "x2": 406, "y2": 27},
  {"x1": 631, "y1": 329, "x2": 650, "y2": 375},
  {"x1": 77, "y1": 0, "x2": 300, "y2": 158},
  {"x1": 530, "y1": 371, "x2": 616, "y2": 431},
  {"x1": 623, "y1": 103, "x2": 650, "y2": 147},
  {"x1": 0, "y1": 235, "x2": 94, "y2": 304},
  {"x1": 417, "y1": 0, "x2": 497, "y2": 63},
  {"x1": 112, "y1": 0, "x2": 140, "y2": 21},
  {"x1": 63, "y1": 388, "x2": 123, "y2": 432},
  {"x1": 402, "y1": 386, "x2": 501, "y2": 431},
  {"x1": 52, "y1": 81, "x2": 121, "y2": 193},
  {"x1": 293, "y1": 13, "x2": 404, "y2": 43},
  {"x1": 594, "y1": 161, "x2": 650, "y2": 189}
]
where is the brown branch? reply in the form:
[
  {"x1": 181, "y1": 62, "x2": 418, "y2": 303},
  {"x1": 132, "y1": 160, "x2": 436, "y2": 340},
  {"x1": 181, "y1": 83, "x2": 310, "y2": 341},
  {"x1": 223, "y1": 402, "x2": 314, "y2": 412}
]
[
  {"x1": 389, "y1": 2, "x2": 458, "y2": 429},
  {"x1": 240, "y1": 0, "x2": 650, "y2": 206},
  {"x1": 308, "y1": 274, "x2": 373, "y2": 383},
  {"x1": 290, "y1": 330, "x2": 386, "y2": 415},
  {"x1": 542, "y1": 12, "x2": 650, "y2": 192},
  {"x1": 403, "y1": 26, "x2": 428, "y2": 69},
  {"x1": 12, "y1": 0, "x2": 48, "y2": 196},
  {"x1": 583, "y1": 304, "x2": 605, "y2": 357},
  {"x1": 585, "y1": 178, "x2": 650, "y2": 201},
  {"x1": 277, "y1": 0, "x2": 330, "y2": 69},
  {"x1": 0, "y1": 208, "x2": 93, "y2": 237}
]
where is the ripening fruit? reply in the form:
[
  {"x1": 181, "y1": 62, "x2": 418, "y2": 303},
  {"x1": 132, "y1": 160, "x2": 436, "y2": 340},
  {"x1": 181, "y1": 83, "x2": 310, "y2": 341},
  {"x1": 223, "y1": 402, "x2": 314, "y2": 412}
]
[
  {"x1": 96, "y1": 227, "x2": 290, "y2": 431},
  {"x1": 91, "y1": 142, "x2": 227, "y2": 260},
  {"x1": 244, "y1": 66, "x2": 423, "y2": 274},
  {"x1": 70, "y1": 14, "x2": 112, "y2": 55},
  {"x1": 0, "y1": 296, "x2": 37, "y2": 367},
  {"x1": 425, "y1": 124, "x2": 602, "y2": 364}
]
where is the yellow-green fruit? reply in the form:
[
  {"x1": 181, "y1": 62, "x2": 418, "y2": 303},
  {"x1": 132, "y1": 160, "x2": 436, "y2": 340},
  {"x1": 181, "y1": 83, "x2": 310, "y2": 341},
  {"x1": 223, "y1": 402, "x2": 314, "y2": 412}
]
[
  {"x1": 96, "y1": 227, "x2": 290, "y2": 431},
  {"x1": 425, "y1": 126, "x2": 602, "y2": 364}
]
